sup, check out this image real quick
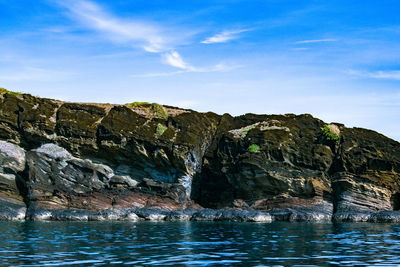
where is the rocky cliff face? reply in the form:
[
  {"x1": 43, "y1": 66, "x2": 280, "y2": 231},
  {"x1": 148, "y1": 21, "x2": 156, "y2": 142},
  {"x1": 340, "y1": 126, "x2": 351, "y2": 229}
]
[{"x1": 0, "y1": 89, "x2": 399, "y2": 222}]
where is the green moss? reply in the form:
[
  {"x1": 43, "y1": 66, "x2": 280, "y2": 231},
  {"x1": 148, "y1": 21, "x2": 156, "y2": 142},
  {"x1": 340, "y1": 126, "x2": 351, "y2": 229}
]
[
  {"x1": 151, "y1": 103, "x2": 168, "y2": 120},
  {"x1": 322, "y1": 124, "x2": 340, "y2": 142},
  {"x1": 125, "y1": 102, "x2": 150, "y2": 108},
  {"x1": 241, "y1": 128, "x2": 251, "y2": 137},
  {"x1": 125, "y1": 101, "x2": 168, "y2": 120},
  {"x1": 156, "y1": 123, "x2": 168, "y2": 137},
  {"x1": 0, "y1": 87, "x2": 22, "y2": 96},
  {"x1": 248, "y1": 144, "x2": 261, "y2": 153}
]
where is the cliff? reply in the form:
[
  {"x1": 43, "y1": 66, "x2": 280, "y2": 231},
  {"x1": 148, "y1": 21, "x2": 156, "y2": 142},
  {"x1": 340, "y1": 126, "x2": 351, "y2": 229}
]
[{"x1": 1, "y1": 88, "x2": 400, "y2": 222}]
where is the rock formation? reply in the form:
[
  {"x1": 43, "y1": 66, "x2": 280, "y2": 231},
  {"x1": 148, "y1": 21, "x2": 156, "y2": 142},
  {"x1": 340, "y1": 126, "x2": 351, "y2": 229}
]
[{"x1": 0, "y1": 88, "x2": 399, "y2": 222}]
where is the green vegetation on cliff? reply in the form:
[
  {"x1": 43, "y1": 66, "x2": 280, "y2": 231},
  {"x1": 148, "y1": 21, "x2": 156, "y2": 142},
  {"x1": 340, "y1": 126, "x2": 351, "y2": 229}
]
[
  {"x1": 0, "y1": 87, "x2": 22, "y2": 96},
  {"x1": 322, "y1": 124, "x2": 340, "y2": 142},
  {"x1": 125, "y1": 102, "x2": 168, "y2": 120},
  {"x1": 151, "y1": 103, "x2": 168, "y2": 120},
  {"x1": 125, "y1": 102, "x2": 150, "y2": 107},
  {"x1": 248, "y1": 144, "x2": 261, "y2": 153},
  {"x1": 156, "y1": 123, "x2": 168, "y2": 137}
]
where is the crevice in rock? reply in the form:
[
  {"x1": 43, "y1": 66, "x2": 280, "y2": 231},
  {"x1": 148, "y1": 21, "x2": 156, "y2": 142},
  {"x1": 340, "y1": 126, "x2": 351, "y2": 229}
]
[
  {"x1": 189, "y1": 114, "x2": 226, "y2": 206},
  {"x1": 391, "y1": 192, "x2": 400, "y2": 210},
  {"x1": 16, "y1": 162, "x2": 30, "y2": 209},
  {"x1": 16, "y1": 104, "x2": 24, "y2": 131},
  {"x1": 54, "y1": 103, "x2": 64, "y2": 137}
]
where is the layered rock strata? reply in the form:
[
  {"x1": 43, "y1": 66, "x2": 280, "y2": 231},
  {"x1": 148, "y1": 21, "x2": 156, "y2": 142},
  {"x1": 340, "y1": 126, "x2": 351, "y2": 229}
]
[
  {"x1": 0, "y1": 90, "x2": 399, "y2": 222},
  {"x1": 0, "y1": 141, "x2": 26, "y2": 220}
]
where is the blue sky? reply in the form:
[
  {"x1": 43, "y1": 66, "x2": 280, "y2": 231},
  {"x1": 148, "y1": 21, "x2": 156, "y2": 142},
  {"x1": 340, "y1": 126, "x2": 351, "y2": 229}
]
[{"x1": 1, "y1": 0, "x2": 400, "y2": 141}]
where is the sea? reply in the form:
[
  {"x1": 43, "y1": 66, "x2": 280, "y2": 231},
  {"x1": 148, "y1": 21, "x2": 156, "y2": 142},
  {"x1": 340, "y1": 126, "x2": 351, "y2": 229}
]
[{"x1": 1, "y1": 221, "x2": 399, "y2": 266}]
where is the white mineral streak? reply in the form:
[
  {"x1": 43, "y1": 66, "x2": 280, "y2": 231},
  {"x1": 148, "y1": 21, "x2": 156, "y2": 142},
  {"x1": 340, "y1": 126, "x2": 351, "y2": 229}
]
[
  {"x1": 0, "y1": 141, "x2": 26, "y2": 171},
  {"x1": 36, "y1": 143, "x2": 72, "y2": 160}
]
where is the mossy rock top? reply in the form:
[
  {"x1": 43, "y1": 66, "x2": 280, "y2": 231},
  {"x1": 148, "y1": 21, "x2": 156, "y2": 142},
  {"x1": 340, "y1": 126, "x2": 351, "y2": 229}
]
[
  {"x1": 0, "y1": 88, "x2": 22, "y2": 96},
  {"x1": 125, "y1": 102, "x2": 168, "y2": 120}
]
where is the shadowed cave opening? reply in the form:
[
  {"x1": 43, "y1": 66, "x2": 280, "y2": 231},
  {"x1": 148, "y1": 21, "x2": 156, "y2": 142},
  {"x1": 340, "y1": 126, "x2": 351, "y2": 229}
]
[
  {"x1": 391, "y1": 192, "x2": 400, "y2": 210},
  {"x1": 191, "y1": 172, "x2": 235, "y2": 208}
]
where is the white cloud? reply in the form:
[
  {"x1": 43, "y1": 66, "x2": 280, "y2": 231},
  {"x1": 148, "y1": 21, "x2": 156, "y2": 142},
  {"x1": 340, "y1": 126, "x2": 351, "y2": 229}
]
[
  {"x1": 161, "y1": 51, "x2": 242, "y2": 71},
  {"x1": 55, "y1": 0, "x2": 247, "y2": 72},
  {"x1": 292, "y1": 47, "x2": 309, "y2": 51},
  {"x1": 132, "y1": 70, "x2": 186, "y2": 78},
  {"x1": 347, "y1": 69, "x2": 400, "y2": 80},
  {"x1": 57, "y1": 0, "x2": 238, "y2": 72},
  {"x1": 41, "y1": 26, "x2": 72, "y2": 33},
  {"x1": 132, "y1": 61, "x2": 242, "y2": 77},
  {"x1": 0, "y1": 67, "x2": 74, "y2": 82},
  {"x1": 295, "y1": 38, "x2": 337, "y2": 44},
  {"x1": 367, "y1": 70, "x2": 400, "y2": 80},
  {"x1": 57, "y1": 0, "x2": 167, "y2": 53},
  {"x1": 163, "y1": 51, "x2": 194, "y2": 70},
  {"x1": 201, "y1": 29, "x2": 250, "y2": 44},
  {"x1": 211, "y1": 63, "x2": 241, "y2": 72}
]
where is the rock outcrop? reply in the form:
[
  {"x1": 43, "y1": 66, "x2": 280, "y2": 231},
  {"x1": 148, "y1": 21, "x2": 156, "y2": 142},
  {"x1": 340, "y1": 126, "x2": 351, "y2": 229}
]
[
  {"x1": 0, "y1": 141, "x2": 26, "y2": 220},
  {"x1": 0, "y1": 89, "x2": 399, "y2": 222}
]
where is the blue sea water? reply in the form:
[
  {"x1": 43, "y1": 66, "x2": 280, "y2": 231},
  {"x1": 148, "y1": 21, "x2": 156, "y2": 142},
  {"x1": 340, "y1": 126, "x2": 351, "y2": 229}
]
[{"x1": 1, "y1": 221, "x2": 400, "y2": 266}]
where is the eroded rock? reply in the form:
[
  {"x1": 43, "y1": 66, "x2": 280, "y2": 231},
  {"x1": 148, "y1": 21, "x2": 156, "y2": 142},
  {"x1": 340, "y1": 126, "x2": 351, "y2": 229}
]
[
  {"x1": 0, "y1": 90, "x2": 400, "y2": 221},
  {"x1": 0, "y1": 141, "x2": 26, "y2": 220},
  {"x1": 332, "y1": 172, "x2": 393, "y2": 213}
]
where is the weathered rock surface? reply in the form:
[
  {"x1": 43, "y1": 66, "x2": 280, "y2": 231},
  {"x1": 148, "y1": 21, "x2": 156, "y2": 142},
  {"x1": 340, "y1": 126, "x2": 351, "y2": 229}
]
[
  {"x1": 0, "y1": 141, "x2": 26, "y2": 220},
  {"x1": 332, "y1": 172, "x2": 392, "y2": 213},
  {"x1": 0, "y1": 89, "x2": 400, "y2": 221}
]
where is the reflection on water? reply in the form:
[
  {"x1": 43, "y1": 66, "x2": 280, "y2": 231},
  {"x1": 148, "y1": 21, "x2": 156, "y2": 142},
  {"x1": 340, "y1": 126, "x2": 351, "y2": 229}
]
[{"x1": 0, "y1": 221, "x2": 399, "y2": 266}]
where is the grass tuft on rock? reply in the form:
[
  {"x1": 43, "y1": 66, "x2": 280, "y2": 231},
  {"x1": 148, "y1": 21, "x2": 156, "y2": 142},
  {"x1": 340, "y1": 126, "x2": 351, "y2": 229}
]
[
  {"x1": 151, "y1": 103, "x2": 168, "y2": 120},
  {"x1": 0, "y1": 87, "x2": 22, "y2": 96},
  {"x1": 322, "y1": 124, "x2": 340, "y2": 142},
  {"x1": 125, "y1": 102, "x2": 168, "y2": 120},
  {"x1": 248, "y1": 144, "x2": 261, "y2": 153},
  {"x1": 125, "y1": 102, "x2": 150, "y2": 108},
  {"x1": 156, "y1": 123, "x2": 168, "y2": 137}
]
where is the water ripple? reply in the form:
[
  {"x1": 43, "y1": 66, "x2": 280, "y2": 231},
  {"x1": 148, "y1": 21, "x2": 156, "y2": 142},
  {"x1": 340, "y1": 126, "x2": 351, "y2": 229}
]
[{"x1": 1, "y1": 221, "x2": 400, "y2": 265}]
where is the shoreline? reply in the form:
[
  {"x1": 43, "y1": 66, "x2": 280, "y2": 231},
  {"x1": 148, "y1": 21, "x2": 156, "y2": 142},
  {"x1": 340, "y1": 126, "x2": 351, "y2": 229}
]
[{"x1": 3, "y1": 206, "x2": 400, "y2": 223}]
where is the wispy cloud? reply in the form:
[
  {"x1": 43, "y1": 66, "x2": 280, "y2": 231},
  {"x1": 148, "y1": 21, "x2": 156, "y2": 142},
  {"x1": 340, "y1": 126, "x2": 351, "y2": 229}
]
[
  {"x1": 132, "y1": 62, "x2": 242, "y2": 77},
  {"x1": 367, "y1": 70, "x2": 400, "y2": 80},
  {"x1": 56, "y1": 0, "x2": 167, "y2": 53},
  {"x1": 56, "y1": 0, "x2": 182, "y2": 68},
  {"x1": 56, "y1": 0, "x2": 238, "y2": 71},
  {"x1": 163, "y1": 51, "x2": 194, "y2": 70},
  {"x1": 295, "y1": 38, "x2": 337, "y2": 44},
  {"x1": 0, "y1": 67, "x2": 74, "y2": 82},
  {"x1": 201, "y1": 29, "x2": 250, "y2": 44},
  {"x1": 292, "y1": 47, "x2": 309, "y2": 51},
  {"x1": 40, "y1": 26, "x2": 73, "y2": 33},
  {"x1": 347, "y1": 69, "x2": 400, "y2": 80},
  {"x1": 132, "y1": 71, "x2": 186, "y2": 78}
]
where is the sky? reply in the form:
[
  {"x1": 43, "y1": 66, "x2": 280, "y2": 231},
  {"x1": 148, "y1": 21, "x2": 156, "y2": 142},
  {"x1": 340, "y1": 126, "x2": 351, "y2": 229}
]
[{"x1": 0, "y1": 0, "x2": 400, "y2": 141}]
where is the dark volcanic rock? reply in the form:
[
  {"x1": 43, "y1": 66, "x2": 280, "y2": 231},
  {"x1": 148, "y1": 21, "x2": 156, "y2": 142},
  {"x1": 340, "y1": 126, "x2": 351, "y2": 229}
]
[
  {"x1": 268, "y1": 203, "x2": 333, "y2": 222},
  {"x1": 1, "y1": 89, "x2": 400, "y2": 221},
  {"x1": 190, "y1": 208, "x2": 272, "y2": 222},
  {"x1": 192, "y1": 114, "x2": 333, "y2": 212},
  {"x1": 0, "y1": 140, "x2": 26, "y2": 220},
  {"x1": 369, "y1": 210, "x2": 400, "y2": 223},
  {"x1": 0, "y1": 195, "x2": 25, "y2": 220},
  {"x1": 332, "y1": 172, "x2": 392, "y2": 213}
]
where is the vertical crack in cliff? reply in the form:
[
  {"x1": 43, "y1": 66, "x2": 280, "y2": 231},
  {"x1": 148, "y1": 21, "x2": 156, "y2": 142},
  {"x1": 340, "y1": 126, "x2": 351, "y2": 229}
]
[
  {"x1": 189, "y1": 113, "x2": 226, "y2": 204},
  {"x1": 329, "y1": 137, "x2": 344, "y2": 215}
]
